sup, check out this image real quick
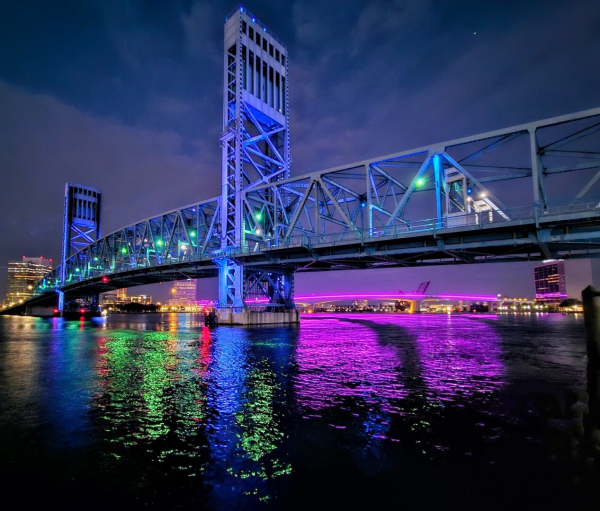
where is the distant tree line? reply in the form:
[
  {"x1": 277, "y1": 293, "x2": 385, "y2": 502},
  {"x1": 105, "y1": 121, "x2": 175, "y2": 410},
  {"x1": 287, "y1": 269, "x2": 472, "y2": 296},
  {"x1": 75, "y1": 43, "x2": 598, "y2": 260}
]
[{"x1": 114, "y1": 302, "x2": 158, "y2": 313}]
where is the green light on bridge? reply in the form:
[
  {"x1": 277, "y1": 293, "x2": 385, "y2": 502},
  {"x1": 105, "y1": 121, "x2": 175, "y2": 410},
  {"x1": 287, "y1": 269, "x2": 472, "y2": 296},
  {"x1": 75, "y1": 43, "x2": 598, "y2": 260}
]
[{"x1": 416, "y1": 178, "x2": 425, "y2": 187}]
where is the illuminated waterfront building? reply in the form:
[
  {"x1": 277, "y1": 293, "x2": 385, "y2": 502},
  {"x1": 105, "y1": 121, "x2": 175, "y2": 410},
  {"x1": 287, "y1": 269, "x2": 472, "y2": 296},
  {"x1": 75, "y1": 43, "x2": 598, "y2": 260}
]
[
  {"x1": 532, "y1": 258, "x2": 598, "y2": 304},
  {"x1": 169, "y1": 279, "x2": 197, "y2": 306},
  {"x1": 534, "y1": 260, "x2": 566, "y2": 302},
  {"x1": 498, "y1": 298, "x2": 537, "y2": 312},
  {"x1": 117, "y1": 288, "x2": 127, "y2": 301},
  {"x1": 100, "y1": 292, "x2": 152, "y2": 308},
  {"x1": 130, "y1": 294, "x2": 152, "y2": 304},
  {"x1": 4, "y1": 256, "x2": 52, "y2": 307}
]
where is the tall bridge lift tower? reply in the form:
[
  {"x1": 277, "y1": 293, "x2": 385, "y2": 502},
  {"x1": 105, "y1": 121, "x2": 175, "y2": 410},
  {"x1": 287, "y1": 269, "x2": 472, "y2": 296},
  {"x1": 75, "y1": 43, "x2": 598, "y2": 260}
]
[{"x1": 217, "y1": 6, "x2": 298, "y2": 324}]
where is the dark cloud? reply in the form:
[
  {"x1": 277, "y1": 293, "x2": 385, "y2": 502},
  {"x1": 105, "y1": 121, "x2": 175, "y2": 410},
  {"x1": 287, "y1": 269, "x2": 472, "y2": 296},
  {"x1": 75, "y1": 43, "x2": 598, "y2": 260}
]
[
  {"x1": 1, "y1": 0, "x2": 599, "y2": 300},
  {"x1": 289, "y1": 0, "x2": 600, "y2": 171}
]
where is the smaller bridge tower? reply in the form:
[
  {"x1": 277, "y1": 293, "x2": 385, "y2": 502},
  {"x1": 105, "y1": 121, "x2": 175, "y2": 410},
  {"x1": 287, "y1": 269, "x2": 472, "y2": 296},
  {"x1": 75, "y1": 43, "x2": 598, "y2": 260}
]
[{"x1": 59, "y1": 182, "x2": 103, "y2": 312}]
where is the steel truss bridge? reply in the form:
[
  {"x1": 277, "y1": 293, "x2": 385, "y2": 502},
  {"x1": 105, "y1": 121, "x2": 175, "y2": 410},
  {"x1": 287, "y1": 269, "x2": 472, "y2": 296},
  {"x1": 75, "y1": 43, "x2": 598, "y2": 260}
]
[
  {"x1": 5, "y1": 7, "x2": 600, "y2": 316},
  {"x1": 23, "y1": 105, "x2": 600, "y2": 310}
]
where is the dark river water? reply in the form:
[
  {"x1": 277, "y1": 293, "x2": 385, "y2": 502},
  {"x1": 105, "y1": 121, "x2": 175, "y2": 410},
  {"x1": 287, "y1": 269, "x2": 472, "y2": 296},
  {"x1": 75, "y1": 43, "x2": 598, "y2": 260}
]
[{"x1": 0, "y1": 312, "x2": 597, "y2": 510}]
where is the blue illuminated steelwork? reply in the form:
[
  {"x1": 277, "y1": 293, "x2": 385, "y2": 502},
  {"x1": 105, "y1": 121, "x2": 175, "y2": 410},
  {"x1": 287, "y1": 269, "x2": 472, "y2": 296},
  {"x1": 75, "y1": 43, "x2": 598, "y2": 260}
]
[
  {"x1": 30, "y1": 197, "x2": 221, "y2": 305},
  {"x1": 218, "y1": 7, "x2": 293, "y2": 311},
  {"x1": 6, "y1": 9, "x2": 600, "y2": 319},
  {"x1": 60, "y1": 183, "x2": 102, "y2": 312}
]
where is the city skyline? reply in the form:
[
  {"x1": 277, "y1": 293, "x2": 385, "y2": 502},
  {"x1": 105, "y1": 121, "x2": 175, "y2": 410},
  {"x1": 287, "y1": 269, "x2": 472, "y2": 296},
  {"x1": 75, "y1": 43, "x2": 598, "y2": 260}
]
[{"x1": 1, "y1": 0, "x2": 600, "y2": 300}]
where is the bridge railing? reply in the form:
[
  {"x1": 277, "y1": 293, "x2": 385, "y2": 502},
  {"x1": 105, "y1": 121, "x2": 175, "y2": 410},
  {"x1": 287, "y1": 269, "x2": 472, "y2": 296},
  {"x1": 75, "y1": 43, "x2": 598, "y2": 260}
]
[
  {"x1": 250, "y1": 208, "x2": 506, "y2": 252},
  {"x1": 540, "y1": 197, "x2": 600, "y2": 217},
  {"x1": 250, "y1": 197, "x2": 600, "y2": 253},
  {"x1": 500, "y1": 197, "x2": 600, "y2": 221}
]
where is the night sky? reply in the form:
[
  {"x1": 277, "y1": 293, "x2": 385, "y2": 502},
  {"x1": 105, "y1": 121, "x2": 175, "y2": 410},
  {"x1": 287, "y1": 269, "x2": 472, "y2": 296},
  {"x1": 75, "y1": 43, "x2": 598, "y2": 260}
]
[{"x1": 1, "y1": 0, "x2": 600, "y2": 302}]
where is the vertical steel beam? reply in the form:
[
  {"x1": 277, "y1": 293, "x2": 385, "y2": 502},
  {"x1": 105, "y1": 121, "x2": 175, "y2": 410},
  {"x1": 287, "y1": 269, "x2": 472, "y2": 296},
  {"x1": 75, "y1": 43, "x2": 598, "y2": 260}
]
[
  {"x1": 529, "y1": 129, "x2": 548, "y2": 215},
  {"x1": 433, "y1": 154, "x2": 444, "y2": 228},
  {"x1": 366, "y1": 164, "x2": 373, "y2": 235}
]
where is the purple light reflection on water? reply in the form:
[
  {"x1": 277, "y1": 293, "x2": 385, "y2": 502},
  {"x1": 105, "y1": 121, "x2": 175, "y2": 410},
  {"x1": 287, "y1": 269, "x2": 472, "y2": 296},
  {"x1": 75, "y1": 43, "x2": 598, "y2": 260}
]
[
  {"x1": 295, "y1": 314, "x2": 506, "y2": 413},
  {"x1": 294, "y1": 317, "x2": 407, "y2": 412},
  {"x1": 375, "y1": 314, "x2": 507, "y2": 399}
]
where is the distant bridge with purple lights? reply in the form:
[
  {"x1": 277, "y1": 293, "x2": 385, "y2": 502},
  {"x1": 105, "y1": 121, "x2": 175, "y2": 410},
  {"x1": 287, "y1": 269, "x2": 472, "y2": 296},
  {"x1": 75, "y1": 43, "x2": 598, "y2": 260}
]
[
  {"x1": 291, "y1": 293, "x2": 498, "y2": 303},
  {"x1": 4, "y1": 6, "x2": 600, "y2": 322}
]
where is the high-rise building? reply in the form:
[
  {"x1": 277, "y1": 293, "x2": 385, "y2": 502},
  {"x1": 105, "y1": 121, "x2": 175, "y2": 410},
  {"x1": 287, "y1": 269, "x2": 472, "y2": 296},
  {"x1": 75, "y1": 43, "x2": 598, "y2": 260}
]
[
  {"x1": 169, "y1": 280, "x2": 197, "y2": 305},
  {"x1": 5, "y1": 256, "x2": 53, "y2": 307},
  {"x1": 534, "y1": 260, "x2": 567, "y2": 303}
]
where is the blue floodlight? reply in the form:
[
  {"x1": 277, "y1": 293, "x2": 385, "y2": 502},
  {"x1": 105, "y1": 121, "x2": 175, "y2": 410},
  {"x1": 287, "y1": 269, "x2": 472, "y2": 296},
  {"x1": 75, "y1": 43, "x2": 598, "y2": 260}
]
[{"x1": 466, "y1": 187, "x2": 473, "y2": 195}]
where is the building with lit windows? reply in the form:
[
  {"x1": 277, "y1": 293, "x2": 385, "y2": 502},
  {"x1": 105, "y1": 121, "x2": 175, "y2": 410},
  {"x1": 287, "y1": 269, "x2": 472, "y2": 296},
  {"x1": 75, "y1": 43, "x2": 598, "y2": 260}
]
[
  {"x1": 100, "y1": 292, "x2": 152, "y2": 309},
  {"x1": 533, "y1": 259, "x2": 597, "y2": 304},
  {"x1": 4, "y1": 257, "x2": 52, "y2": 307},
  {"x1": 534, "y1": 260, "x2": 566, "y2": 303},
  {"x1": 169, "y1": 279, "x2": 197, "y2": 306}
]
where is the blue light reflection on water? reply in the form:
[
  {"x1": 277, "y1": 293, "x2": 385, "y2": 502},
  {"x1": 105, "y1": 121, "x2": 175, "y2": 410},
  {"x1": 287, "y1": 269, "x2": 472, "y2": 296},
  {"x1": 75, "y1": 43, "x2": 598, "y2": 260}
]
[{"x1": 0, "y1": 312, "x2": 590, "y2": 509}]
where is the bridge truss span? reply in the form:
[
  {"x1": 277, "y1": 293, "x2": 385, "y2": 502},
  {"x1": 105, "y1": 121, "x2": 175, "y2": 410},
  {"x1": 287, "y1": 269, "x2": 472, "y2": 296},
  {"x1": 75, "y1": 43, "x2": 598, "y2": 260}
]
[
  {"x1": 242, "y1": 106, "x2": 600, "y2": 270},
  {"x1": 34, "y1": 196, "x2": 221, "y2": 298},
  {"x1": 23, "y1": 106, "x2": 600, "y2": 312}
]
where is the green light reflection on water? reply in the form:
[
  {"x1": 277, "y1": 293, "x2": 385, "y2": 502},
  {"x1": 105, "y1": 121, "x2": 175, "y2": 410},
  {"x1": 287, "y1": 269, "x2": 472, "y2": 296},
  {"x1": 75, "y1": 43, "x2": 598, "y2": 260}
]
[
  {"x1": 95, "y1": 324, "x2": 293, "y2": 503},
  {"x1": 97, "y1": 328, "x2": 208, "y2": 455},
  {"x1": 231, "y1": 359, "x2": 292, "y2": 494}
]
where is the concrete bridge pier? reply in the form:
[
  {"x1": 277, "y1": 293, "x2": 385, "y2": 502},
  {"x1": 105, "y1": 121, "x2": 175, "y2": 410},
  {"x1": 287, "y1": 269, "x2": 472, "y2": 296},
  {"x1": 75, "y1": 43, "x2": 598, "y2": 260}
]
[
  {"x1": 24, "y1": 305, "x2": 57, "y2": 317},
  {"x1": 218, "y1": 308, "x2": 299, "y2": 326}
]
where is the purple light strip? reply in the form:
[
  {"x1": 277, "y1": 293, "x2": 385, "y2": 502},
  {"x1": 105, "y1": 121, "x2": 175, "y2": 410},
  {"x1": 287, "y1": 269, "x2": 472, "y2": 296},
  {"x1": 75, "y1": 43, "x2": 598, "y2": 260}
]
[
  {"x1": 294, "y1": 293, "x2": 498, "y2": 301},
  {"x1": 245, "y1": 293, "x2": 498, "y2": 303}
]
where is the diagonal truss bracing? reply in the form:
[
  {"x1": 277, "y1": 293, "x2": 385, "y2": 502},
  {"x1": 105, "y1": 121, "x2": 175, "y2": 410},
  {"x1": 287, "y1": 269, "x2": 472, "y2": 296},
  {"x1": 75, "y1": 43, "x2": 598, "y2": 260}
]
[
  {"x1": 244, "y1": 106, "x2": 600, "y2": 251},
  {"x1": 35, "y1": 197, "x2": 221, "y2": 295}
]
